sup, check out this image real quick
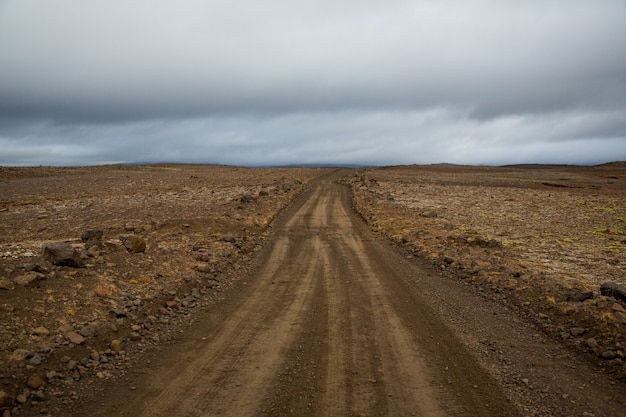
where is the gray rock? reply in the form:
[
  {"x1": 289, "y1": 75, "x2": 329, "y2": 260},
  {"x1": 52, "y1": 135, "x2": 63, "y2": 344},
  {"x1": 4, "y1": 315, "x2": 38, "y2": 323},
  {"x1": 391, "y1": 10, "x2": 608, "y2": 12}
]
[
  {"x1": 600, "y1": 282, "x2": 626, "y2": 302},
  {"x1": 420, "y1": 210, "x2": 437, "y2": 218},
  {"x1": 567, "y1": 290, "x2": 594, "y2": 302},
  {"x1": 79, "y1": 324, "x2": 98, "y2": 338},
  {"x1": 81, "y1": 229, "x2": 103, "y2": 242},
  {"x1": 43, "y1": 243, "x2": 83, "y2": 267},
  {"x1": 600, "y1": 350, "x2": 617, "y2": 360},
  {"x1": 222, "y1": 233, "x2": 235, "y2": 242},
  {"x1": 240, "y1": 193, "x2": 257, "y2": 203}
]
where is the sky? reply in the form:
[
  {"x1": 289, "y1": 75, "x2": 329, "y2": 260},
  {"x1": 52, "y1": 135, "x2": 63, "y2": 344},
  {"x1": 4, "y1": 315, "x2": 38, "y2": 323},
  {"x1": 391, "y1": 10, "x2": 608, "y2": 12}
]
[{"x1": 1, "y1": 0, "x2": 625, "y2": 167}]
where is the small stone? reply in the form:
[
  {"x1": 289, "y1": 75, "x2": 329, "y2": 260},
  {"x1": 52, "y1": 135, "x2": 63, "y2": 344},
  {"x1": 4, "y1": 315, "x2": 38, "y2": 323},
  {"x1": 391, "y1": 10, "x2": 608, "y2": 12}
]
[
  {"x1": 129, "y1": 332, "x2": 141, "y2": 341},
  {"x1": 240, "y1": 193, "x2": 257, "y2": 203},
  {"x1": 611, "y1": 303, "x2": 626, "y2": 313},
  {"x1": 65, "y1": 331, "x2": 86, "y2": 345},
  {"x1": 13, "y1": 272, "x2": 45, "y2": 287},
  {"x1": 16, "y1": 393, "x2": 28, "y2": 404},
  {"x1": 90, "y1": 350, "x2": 100, "y2": 361},
  {"x1": 31, "y1": 391, "x2": 46, "y2": 402},
  {"x1": 195, "y1": 263, "x2": 211, "y2": 273},
  {"x1": 110, "y1": 339, "x2": 124, "y2": 352},
  {"x1": 32, "y1": 326, "x2": 50, "y2": 336},
  {"x1": 420, "y1": 210, "x2": 437, "y2": 218},
  {"x1": 79, "y1": 324, "x2": 98, "y2": 338},
  {"x1": 0, "y1": 277, "x2": 14, "y2": 290},
  {"x1": 0, "y1": 390, "x2": 9, "y2": 406},
  {"x1": 120, "y1": 235, "x2": 146, "y2": 253},
  {"x1": 27, "y1": 373, "x2": 45, "y2": 389},
  {"x1": 600, "y1": 350, "x2": 617, "y2": 360},
  {"x1": 10, "y1": 349, "x2": 30, "y2": 361},
  {"x1": 586, "y1": 338, "x2": 599, "y2": 349},
  {"x1": 222, "y1": 233, "x2": 235, "y2": 242},
  {"x1": 570, "y1": 327, "x2": 586, "y2": 337},
  {"x1": 81, "y1": 229, "x2": 103, "y2": 242}
]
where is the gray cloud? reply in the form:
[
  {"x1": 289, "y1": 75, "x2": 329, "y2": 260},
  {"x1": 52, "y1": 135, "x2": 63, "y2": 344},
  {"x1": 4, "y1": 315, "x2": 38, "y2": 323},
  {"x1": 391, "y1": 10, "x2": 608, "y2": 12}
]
[{"x1": 0, "y1": 0, "x2": 624, "y2": 165}]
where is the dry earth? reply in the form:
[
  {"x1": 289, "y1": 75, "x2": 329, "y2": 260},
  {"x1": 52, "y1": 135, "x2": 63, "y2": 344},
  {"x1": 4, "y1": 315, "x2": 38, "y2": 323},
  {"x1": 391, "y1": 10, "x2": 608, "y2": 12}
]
[
  {"x1": 345, "y1": 163, "x2": 626, "y2": 375},
  {"x1": 0, "y1": 164, "x2": 330, "y2": 416},
  {"x1": 0, "y1": 163, "x2": 625, "y2": 417}
]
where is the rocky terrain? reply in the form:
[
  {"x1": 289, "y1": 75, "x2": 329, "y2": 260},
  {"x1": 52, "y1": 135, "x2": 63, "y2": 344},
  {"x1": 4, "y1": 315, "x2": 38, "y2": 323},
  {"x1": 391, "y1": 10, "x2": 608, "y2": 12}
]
[
  {"x1": 0, "y1": 164, "x2": 330, "y2": 416},
  {"x1": 344, "y1": 163, "x2": 626, "y2": 376},
  {"x1": 1, "y1": 162, "x2": 625, "y2": 416}
]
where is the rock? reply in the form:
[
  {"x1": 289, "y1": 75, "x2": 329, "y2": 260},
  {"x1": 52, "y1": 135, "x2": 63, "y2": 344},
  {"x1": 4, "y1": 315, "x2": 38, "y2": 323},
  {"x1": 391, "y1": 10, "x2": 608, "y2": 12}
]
[
  {"x1": 120, "y1": 235, "x2": 146, "y2": 253},
  {"x1": 65, "y1": 331, "x2": 86, "y2": 345},
  {"x1": 32, "y1": 326, "x2": 49, "y2": 336},
  {"x1": 81, "y1": 229, "x2": 103, "y2": 242},
  {"x1": 110, "y1": 339, "x2": 124, "y2": 352},
  {"x1": 195, "y1": 263, "x2": 211, "y2": 273},
  {"x1": 10, "y1": 348, "x2": 30, "y2": 361},
  {"x1": 16, "y1": 393, "x2": 28, "y2": 404},
  {"x1": 31, "y1": 391, "x2": 47, "y2": 402},
  {"x1": 613, "y1": 311, "x2": 626, "y2": 323},
  {"x1": 600, "y1": 350, "x2": 617, "y2": 360},
  {"x1": 611, "y1": 303, "x2": 626, "y2": 313},
  {"x1": 240, "y1": 193, "x2": 257, "y2": 203},
  {"x1": 567, "y1": 290, "x2": 594, "y2": 302},
  {"x1": 0, "y1": 390, "x2": 9, "y2": 407},
  {"x1": 79, "y1": 324, "x2": 98, "y2": 338},
  {"x1": 43, "y1": 243, "x2": 83, "y2": 267},
  {"x1": 0, "y1": 277, "x2": 14, "y2": 290},
  {"x1": 420, "y1": 210, "x2": 437, "y2": 218},
  {"x1": 600, "y1": 282, "x2": 626, "y2": 303},
  {"x1": 27, "y1": 373, "x2": 45, "y2": 389},
  {"x1": 90, "y1": 350, "x2": 100, "y2": 361},
  {"x1": 222, "y1": 233, "x2": 235, "y2": 242},
  {"x1": 13, "y1": 272, "x2": 45, "y2": 287},
  {"x1": 109, "y1": 308, "x2": 127, "y2": 318},
  {"x1": 570, "y1": 327, "x2": 586, "y2": 337}
]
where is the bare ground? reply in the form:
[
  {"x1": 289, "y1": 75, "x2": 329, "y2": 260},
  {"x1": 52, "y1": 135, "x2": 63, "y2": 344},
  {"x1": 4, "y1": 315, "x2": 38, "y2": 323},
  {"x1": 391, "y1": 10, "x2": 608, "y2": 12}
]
[{"x1": 0, "y1": 164, "x2": 625, "y2": 416}]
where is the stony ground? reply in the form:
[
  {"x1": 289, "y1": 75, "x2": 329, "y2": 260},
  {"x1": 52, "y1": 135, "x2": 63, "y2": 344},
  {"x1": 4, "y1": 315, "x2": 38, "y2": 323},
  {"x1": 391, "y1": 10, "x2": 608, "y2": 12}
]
[
  {"x1": 0, "y1": 164, "x2": 330, "y2": 416},
  {"x1": 1, "y1": 162, "x2": 626, "y2": 416},
  {"x1": 343, "y1": 163, "x2": 626, "y2": 376}
]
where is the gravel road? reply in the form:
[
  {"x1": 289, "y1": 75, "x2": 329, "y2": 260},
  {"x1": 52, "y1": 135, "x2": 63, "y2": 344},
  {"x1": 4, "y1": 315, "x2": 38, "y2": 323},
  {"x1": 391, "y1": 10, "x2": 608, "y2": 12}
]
[{"x1": 79, "y1": 172, "x2": 623, "y2": 417}]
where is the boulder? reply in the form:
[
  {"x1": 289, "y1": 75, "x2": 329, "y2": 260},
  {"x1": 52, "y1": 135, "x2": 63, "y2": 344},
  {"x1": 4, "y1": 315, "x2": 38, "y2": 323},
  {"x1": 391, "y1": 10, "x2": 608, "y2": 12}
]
[{"x1": 43, "y1": 242, "x2": 83, "y2": 267}]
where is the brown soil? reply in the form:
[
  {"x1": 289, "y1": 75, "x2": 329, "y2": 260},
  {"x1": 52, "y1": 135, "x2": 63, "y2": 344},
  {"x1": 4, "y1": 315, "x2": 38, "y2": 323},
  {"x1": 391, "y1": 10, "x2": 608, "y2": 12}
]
[
  {"x1": 344, "y1": 163, "x2": 626, "y2": 374},
  {"x1": 0, "y1": 163, "x2": 625, "y2": 416}
]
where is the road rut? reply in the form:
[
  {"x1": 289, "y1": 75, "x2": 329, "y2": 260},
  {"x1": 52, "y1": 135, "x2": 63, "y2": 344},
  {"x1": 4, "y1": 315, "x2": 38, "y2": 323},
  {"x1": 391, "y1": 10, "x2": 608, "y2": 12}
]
[{"x1": 95, "y1": 175, "x2": 518, "y2": 416}]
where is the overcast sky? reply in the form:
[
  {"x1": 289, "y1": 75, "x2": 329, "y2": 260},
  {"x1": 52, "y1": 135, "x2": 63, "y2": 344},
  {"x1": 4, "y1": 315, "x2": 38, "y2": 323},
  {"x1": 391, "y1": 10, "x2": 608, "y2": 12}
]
[{"x1": 1, "y1": 0, "x2": 625, "y2": 166}]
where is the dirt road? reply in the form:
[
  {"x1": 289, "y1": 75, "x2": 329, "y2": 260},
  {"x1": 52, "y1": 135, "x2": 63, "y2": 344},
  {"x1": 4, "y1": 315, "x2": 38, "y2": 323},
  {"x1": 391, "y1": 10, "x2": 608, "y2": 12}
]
[{"x1": 83, "y1": 174, "x2": 624, "y2": 417}]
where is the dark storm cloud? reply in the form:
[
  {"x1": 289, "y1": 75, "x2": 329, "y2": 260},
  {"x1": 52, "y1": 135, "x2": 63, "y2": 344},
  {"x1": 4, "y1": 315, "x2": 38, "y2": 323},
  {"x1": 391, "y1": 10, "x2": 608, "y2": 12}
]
[{"x1": 0, "y1": 0, "x2": 624, "y2": 165}]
